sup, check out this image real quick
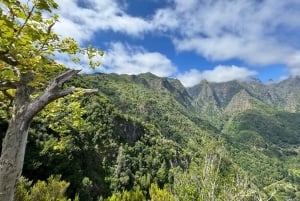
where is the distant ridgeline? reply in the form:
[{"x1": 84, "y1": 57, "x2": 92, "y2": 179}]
[{"x1": 1, "y1": 73, "x2": 300, "y2": 200}]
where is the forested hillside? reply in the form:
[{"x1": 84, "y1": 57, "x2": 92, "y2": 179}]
[{"x1": 1, "y1": 73, "x2": 300, "y2": 200}]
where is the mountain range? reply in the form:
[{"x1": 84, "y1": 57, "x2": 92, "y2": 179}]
[
  {"x1": 77, "y1": 72, "x2": 300, "y2": 200},
  {"x1": 2, "y1": 72, "x2": 300, "y2": 200}
]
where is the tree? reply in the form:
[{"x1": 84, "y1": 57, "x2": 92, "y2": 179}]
[
  {"x1": 149, "y1": 183, "x2": 175, "y2": 201},
  {"x1": 171, "y1": 140, "x2": 264, "y2": 201},
  {"x1": 15, "y1": 175, "x2": 78, "y2": 201},
  {"x1": 105, "y1": 188, "x2": 146, "y2": 201},
  {"x1": 0, "y1": 1, "x2": 103, "y2": 200}
]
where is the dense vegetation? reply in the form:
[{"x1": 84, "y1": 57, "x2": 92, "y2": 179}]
[
  {"x1": 0, "y1": 1, "x2": 102, "y2": 200},
  {"x1": 2, "y1": 72, "x2": 300, "y2": 200},
  {"x1": 1, "y1": 1, "x2": 299, "y2": 200}
]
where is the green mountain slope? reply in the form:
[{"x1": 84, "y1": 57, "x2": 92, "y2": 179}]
[
  {"x1": 188, "y1": 77, "x2": 300, "y2": 200},
  {"x1": 80, "y1": 73, "x2": 300, "y2": 200},
  {"x1": 2, "y1": 73, "x2": 300, "y2": 200},
  {"x1": 223, "y1": 110, "x2": 300, "y2": 200}
]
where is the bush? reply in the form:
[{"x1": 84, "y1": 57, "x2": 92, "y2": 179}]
[{"x1": 15, "y1": 175, "x2": 77, "y2": 201}]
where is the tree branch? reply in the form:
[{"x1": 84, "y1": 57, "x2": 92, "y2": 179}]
[
  {"x1": 39, "y1": 21, "x2": 56, "y2": 51},
  {"x1": 47, "y1": 69, "x2": 81, "y2": 91},
  {"x1": 0, "y1": 51, "x2": 19, "y2": 66},
  {"x1": 26, "y1": 69, "x2": 97, "y2": 121},
  {"x1": 0, "y1": 81, "x2": 18, "y2": 90},
  {"x1": 55, "y1": 87, "x2": 98, "y2": 98},
  {"x1": 13, "y1": 6, "x2": 35, "y2": 44}
]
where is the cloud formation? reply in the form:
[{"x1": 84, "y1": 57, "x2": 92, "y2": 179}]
[
  {"x1": 102, "y1": 42, "x2": 177, "y2": 77},
  {"x1": 54, "y1": 0, "x2": 151, "y2": 43},
  {"x1": 153, "y1": 0, "x2": 300, "y2": 74},
  {"x1": 52, "y1": 0, "x2": 300, "y2": 80},
  {"x1": 177, "y1": 65, "x2": 257, "y2": 87}
]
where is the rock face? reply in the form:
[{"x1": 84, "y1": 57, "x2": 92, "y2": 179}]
[
  {"x1": 224, "y1": 89, "x2": 253, "y2": 114},
  {"x1": 187, "y1": 76, "x2": 300, "y2": 119}
]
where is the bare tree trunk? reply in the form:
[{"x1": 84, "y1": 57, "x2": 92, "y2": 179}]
[
  {"x1": 0, "y1": 109, "x2": 30, "y2": 201},
  {"x1": 0, "y1": 72, "x2": 33, "y2": 201}
]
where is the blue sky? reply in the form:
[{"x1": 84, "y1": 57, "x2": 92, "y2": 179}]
[{"x1": 53, "y1": 0, "x2": 300, "y2": 87}]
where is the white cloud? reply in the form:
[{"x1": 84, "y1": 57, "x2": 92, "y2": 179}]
[
  {"x1": 102, "y1": 42, "x2": 177, "y2": 77},
  {"x1": 151, "y1": 8, "x2": 179, "y2": 32},
  {"x1": 51, "y1": 0, "x2": 300, "y2": 78},
  {"x1": 54, "y1": 0, "x2": 152, "y2": 43},
  {"x1": 176, "y1": 69, "x2": 203, "y2": 87},
  {"x1": 287, "y1": 52, "x2": 300, "y2": 76},
  {"x1": 153, "y1": 0, "x2": 300, "y2": 74},
  {"x1": 174, "y1": 36, "x2": 291, "y2": 66},
  {"x1": 177, "y1": 65, "x2": 257, "y2": 87}
]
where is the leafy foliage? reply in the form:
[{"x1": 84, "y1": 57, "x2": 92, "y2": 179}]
[
  {"x1": 223, "y1": 109, "x2": 300, "y2": 199},
  {"x1": 15, "y1": 175, "x2": 77, "y2": 201},
  {"x1": 0, "y1": 1, "x2": 103, "y2": 200},
  {"x1": 149, "y1": 183, "x2": 175, "y2": 201},
  {"x1": 104, "y1": 188, "x2": 145, "y2": 201}
]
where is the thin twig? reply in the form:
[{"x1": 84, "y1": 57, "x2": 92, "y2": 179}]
[
  {"x1": 14, "y1": 5, "x2": 35, "y2": 41},
  {"x1": 39, "y1": 21, "x2": 57, "y2": 51}
]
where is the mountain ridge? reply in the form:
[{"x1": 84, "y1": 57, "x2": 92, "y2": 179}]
[
  {"x1": 3, "y1": 72, "x2": 300, "y2": 200},
  {"x1": 187, "y1": 75, "x2": 300, "y2": 116}
]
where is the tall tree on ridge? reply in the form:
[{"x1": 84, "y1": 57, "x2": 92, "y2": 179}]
[{"x1": 0, "y1": 1, "x2": 103, "y2": 200}]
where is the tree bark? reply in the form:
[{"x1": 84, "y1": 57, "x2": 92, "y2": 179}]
[
  {"x1": 0, "y1": 69, "x2": 97, "y2": 201},
  {"x1": 0, "y1": 72, "x2": 32, "y2": 201},
  {"x1": 0, "y1": 108, "x2": 30, "y2": 201}
]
